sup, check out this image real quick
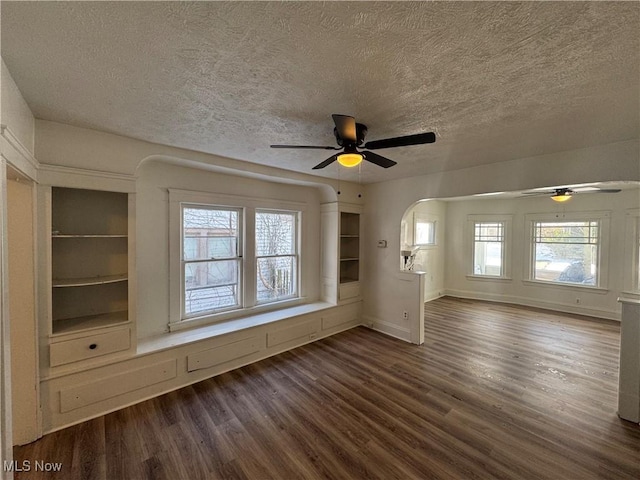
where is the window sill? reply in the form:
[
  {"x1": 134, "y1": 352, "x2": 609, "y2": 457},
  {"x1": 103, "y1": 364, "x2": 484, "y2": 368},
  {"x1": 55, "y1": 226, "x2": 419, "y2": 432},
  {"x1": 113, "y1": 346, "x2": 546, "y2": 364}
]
[
  {"x1": 138, "y1": 301, "x2": 334, "y2": 355},
  {"x1": 172, "y1": 297, "x2": 305, "y2": 332},
  {"x1": 521, "y1": 279, "x2": 609, "y2": 294},
  {"x1": 465, "y1": 275, "x2": 512, "y2": 282}
]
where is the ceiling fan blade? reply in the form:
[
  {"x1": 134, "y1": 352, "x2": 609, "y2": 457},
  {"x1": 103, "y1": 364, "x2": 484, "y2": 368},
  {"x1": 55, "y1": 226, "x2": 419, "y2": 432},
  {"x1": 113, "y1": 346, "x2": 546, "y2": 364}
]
[
  {"x1": 595, "y1": 188, "x2": 622, "y2": 193},
  {"x1": 364, "y1": 131, "x2": 436, "y2": 150},
  {"x1": 362, "y1": 151, "x2": 397, "y2": 168},
  {"x1": 522, "y1": 191, "x2": 555, "y2": 195},
  {"x1": 312, "y1": 154, "x2": 338, "y2": 170},
  {"x1": 332, "y1": 114, "x2": 357, "y2": 143},
  {"x1": 271, "y1": 144, "x2": 340, "y2": 150}
]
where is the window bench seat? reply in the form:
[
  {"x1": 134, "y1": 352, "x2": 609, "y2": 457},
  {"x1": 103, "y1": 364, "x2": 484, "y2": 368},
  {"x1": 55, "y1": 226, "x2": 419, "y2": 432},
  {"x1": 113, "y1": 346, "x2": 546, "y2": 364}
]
[
  {"x1": 137, "y1": 301, "x2": 335, "y2": 355},
  {"x1": 41, "y1": 300, "x2": 361, "y2": 433}
]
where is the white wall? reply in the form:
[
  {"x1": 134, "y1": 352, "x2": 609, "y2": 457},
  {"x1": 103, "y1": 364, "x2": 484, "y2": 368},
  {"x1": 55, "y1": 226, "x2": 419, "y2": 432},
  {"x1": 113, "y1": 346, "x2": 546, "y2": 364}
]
[
  {"x1": 136, "y1": 161, "x2": 322, "y2": 338},
  {"x1": 35, "y1": 120, "x2": 367, "y2": 205},
  {"x1": 444, "y1": 188, "x2": 639, "y2": 319},
  {"x1": 0, "y1": 58, "x2": 37, "y2": 466},
  {"x1": 363, "y1": 139, "x2": 640, "y2": 341},
  {"x1": 32, "y1": 120, "x2": 360, "y2": 339},
  {"x1": 1, "y1": 60, "x2": 35, "y2": 155},
  {"x1": 6, "y1": 176, "x2": 38, "y2": 444},
  {"x1": 401, "y1": 200, "x2": 447, "y2": 301}
]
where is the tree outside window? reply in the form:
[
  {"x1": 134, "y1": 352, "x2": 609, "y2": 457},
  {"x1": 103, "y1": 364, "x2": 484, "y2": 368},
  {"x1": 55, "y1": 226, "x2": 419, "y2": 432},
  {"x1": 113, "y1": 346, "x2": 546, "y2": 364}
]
[
  {"x1": 182, "y1": 206, "x2": 241, "y2": 317},
  {"x1": 256, "y1": 210, "x2": 298, "y2": 304}
]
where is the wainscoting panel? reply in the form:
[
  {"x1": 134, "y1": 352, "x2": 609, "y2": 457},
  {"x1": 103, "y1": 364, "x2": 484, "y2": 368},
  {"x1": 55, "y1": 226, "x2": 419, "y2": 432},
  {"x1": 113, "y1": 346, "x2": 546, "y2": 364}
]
[
  {"x1": 187, "y1": 336, "x2": 261, "y2": 373},
  {"x1": 59, "y1": 359, "x2": 177, "y2": 413},
  {"x1": 266, "y1": 318, "x2": 319, "y2": 348}
]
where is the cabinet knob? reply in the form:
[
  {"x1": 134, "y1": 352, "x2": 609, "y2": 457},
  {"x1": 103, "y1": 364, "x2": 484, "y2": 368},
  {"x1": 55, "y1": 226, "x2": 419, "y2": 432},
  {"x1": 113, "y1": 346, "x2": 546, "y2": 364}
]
[{"x1": 89, "y1": 343, "x2": 98, "y2": 350}]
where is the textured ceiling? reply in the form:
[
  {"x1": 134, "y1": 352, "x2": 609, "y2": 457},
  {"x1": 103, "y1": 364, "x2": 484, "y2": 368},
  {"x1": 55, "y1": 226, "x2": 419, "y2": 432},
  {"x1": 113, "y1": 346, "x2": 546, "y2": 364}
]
[{"x1": 2, "y1": 1, "x2": 639, "y2": 184}]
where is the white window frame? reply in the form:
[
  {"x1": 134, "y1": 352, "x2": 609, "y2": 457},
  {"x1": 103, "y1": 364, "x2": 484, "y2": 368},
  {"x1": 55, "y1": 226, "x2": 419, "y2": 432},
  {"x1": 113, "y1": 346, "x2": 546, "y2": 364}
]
[
  {"x1": 255, "y1": 209, "x2": 300, "y2": 305},
  {"x1": 413, "y1": 213, "x2": 437, "y2": 247},
  {"x1": 467, "y1": 214, "x2": 512, "y2": 280},
  {"x1": 181, "y1": 204, "x2": 243, "y2": 319},
  {"x1": 169, "y1": 189, "x2": 305, "y2": 331},
  {"x1": 524, "y1": 211, "x2": 610, "y2": 291}
]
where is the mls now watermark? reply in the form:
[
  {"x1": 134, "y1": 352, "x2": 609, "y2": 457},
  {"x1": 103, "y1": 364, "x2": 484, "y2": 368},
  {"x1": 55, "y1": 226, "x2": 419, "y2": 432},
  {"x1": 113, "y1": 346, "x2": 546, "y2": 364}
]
[{"x1": 4, "y1": 460, "x2": 63, "y2": 472}]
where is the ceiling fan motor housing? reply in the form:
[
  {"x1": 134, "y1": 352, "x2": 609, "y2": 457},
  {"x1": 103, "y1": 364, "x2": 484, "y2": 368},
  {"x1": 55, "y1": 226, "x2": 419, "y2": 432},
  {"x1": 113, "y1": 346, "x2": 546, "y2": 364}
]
[{"x1": 334, "y1": 123, "x2": 368, "y2": 147}]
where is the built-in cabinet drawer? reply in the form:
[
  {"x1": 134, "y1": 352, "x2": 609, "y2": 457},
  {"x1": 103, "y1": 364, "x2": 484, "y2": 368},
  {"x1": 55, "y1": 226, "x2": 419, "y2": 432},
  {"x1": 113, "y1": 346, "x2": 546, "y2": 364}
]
[
  {"x1": 339, "y1": 281, "x2": 360, "y2": 300},
  {"x1": 50, "y1": 328, "x2": 130, "y2": 367}
]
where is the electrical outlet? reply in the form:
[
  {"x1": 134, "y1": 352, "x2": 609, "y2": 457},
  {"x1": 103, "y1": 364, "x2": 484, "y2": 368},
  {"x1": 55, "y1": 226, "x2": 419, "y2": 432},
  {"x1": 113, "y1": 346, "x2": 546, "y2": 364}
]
[
  {"x1": 576, "y1": 298, "x2": 581, "y2": 304},
  {"x1": 309, "y1": 333, "x2": 317, "y2": 340},
  {"x1": 403, "y1": 311, "x2": 408, "y2": 319}
]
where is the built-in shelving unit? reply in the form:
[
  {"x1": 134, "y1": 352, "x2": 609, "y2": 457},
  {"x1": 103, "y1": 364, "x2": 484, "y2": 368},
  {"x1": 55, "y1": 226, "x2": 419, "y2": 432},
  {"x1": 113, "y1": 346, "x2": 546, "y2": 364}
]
[
  {"x1": 320, "y1": 202, "x2": 363, "y2": 303},
  {"x1": 51, "y1": 187, "x2": 129, "y2": 335},
  {"x1": 340, "y1": 212, "x2": 360, "y2": 284}
]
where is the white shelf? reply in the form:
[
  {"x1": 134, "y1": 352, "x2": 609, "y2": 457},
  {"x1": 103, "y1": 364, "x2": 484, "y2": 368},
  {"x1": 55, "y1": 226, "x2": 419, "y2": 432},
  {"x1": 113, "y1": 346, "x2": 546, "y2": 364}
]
[
  {"x1": 52, "y1": 310, "x2": 129, "y2": 335},
  {"x1": 340, "y1": 234, "x2": 359, "y2": 238},
  {"x1": 340, "y1": 277, "x2": 359, "y2": 284},
  {"x1": 53, "y1": 273, "x2": 128, "y2": 288},
  {"x1": 340, "y1": 257, "x2": 359, "y2": 262}
]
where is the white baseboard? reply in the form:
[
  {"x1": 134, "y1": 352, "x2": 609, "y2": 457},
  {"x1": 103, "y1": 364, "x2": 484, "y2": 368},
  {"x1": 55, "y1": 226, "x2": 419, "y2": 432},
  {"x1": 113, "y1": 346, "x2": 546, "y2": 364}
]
[
  {"x1": 424, "y1": 289, "x2": 444, "y2": 303},
  {"x1": 362, "y1": 315, "x2": 411, "y2": 343},
  {"x1": 443, "y1": 289, "x2": 620, "y2": 321}
]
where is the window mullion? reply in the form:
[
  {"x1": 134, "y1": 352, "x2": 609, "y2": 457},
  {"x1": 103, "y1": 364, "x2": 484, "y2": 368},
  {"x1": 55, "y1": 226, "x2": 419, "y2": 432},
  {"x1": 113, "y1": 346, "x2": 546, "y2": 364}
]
[{"x1": 244, "y1": 206, "x2": 257, "y2": 308}]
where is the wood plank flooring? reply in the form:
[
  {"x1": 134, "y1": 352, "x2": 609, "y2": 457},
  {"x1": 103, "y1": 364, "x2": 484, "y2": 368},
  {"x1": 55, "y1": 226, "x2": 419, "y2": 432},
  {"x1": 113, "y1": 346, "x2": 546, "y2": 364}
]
[{"x1": 14, "y1": 297, "x2": 640, "y2": 479}]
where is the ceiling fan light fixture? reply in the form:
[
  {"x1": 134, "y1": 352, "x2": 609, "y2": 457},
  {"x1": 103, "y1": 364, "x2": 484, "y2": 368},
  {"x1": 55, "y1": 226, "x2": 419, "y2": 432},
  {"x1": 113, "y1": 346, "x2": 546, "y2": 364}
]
[
  {"x1": 551, "y1": 192, "x2": 572, "y2": 202},
  {"x1": 337, "y1": 152, "x2": 363, "y2": 168}
]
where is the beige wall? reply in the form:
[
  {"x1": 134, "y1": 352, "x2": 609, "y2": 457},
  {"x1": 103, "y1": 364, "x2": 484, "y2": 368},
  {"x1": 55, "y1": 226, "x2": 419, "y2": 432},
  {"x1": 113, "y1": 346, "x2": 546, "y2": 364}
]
[{"x1": 7, "y1": 176, "x2": 38, "y2": 445}]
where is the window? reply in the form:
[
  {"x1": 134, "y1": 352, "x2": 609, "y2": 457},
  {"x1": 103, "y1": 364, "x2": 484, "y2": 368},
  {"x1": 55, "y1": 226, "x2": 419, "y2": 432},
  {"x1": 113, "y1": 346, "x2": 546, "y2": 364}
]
[
  {"x1": 182, "y1": 206, "x2": 242, "y2": 317},
  {"x1": 256, "y1": 210, "x2": 298, "y2": 304},
  {"x1": 473, "y1": 221, "x2": 505, "y2": 277},
  {"x1": 414, "y1": 215, "x2": 436, "y2": 246},
  {"x1": 531, "y1": 220, "x2": 599, "y2": 286},
  {"x1": 170, "y1": 189, "x2": 305, "y2": 330}
]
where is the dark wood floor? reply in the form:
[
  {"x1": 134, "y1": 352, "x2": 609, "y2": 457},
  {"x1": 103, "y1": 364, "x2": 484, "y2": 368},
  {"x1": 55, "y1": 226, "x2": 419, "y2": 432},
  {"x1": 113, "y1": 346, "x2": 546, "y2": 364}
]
[{"x1": 14, "y1": 297, "x2": 640, "y2": 479}]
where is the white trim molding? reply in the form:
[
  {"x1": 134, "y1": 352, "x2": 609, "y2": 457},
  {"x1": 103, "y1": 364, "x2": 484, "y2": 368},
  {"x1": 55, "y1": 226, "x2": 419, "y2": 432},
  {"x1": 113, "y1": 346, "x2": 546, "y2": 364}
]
[
  {"x1": 0, "y1": 124, "x2": 38, "y2": 181},
  {"x1": 37, "y1": 164, "x2": 136, "y2": 192},
  {"x1": 0, "y1": 158, "x2": 14, "y2": 477},
  {"x1": 444, "y1": 288, "x2": 619, "y2": 321}
]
